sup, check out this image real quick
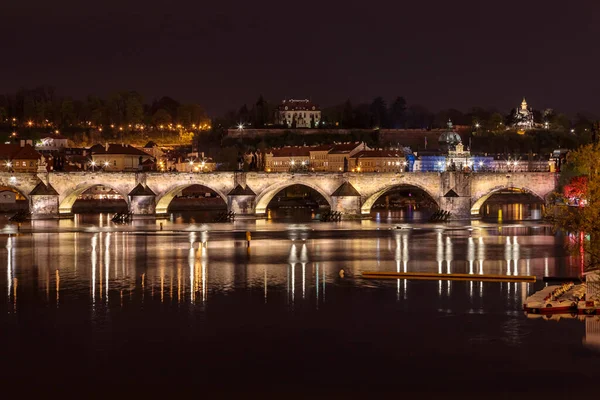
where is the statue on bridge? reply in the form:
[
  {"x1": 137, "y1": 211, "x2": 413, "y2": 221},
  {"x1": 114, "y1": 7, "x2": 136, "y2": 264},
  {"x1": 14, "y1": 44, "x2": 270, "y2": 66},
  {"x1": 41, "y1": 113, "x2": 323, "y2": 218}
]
[{"x1": 237, "y1": 152, "x2": 244, "y2": 171}]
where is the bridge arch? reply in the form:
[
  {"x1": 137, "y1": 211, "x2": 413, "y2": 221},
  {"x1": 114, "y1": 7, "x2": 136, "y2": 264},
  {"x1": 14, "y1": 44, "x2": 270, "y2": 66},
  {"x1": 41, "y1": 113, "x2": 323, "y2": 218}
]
[
  {"x1": 470, "y1": 186, "x2": 546, "y2": 216},
  {"x1": 255, "y1": 181, "x2": 334, "y2": 214},
  {"x1": 0, "y1": 183, "x2": 31, "y2": 212},
  {"x1": 155, "y1": 184, "x2": 228, "y2": 215},
  {"x1": 59, "y1": 183, "x2": 130, "y2": 214},
  {"x1": 360, "y1": 183, "x2": 440, "y2": 214}
]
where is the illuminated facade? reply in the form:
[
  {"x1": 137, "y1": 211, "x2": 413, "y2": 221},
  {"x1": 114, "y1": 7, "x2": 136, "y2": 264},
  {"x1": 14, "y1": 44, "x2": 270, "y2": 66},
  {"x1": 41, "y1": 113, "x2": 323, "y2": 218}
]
[
  {"x1": 512, "y1": 98, "x2": 534, "y2": 130},
  {"x1": 276, "y1": 99, "x2": 321, "y2": 128}
]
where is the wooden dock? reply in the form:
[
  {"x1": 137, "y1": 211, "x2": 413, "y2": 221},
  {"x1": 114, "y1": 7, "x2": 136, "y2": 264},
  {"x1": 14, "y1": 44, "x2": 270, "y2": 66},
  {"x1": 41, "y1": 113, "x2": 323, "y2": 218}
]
[{"x1": 362, "y1": 271, "x2": 536, "y2": 283}]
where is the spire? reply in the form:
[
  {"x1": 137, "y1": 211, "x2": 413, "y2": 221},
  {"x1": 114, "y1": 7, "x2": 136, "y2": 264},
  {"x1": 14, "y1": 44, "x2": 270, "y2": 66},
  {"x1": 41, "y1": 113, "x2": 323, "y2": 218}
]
[
  {"x1": 447, "y1": 119, "x2": 453, "y2": 129},
  {"x1": 521, "y1": 97, "x2": 528, "y2": 110}
]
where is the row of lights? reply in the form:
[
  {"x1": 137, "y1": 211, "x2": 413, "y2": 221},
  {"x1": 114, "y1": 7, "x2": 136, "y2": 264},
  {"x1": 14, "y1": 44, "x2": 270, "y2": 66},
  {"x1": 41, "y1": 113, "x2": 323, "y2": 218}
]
[{"x1": 10, "y1": 119, "x2": 210, "y2": 131}]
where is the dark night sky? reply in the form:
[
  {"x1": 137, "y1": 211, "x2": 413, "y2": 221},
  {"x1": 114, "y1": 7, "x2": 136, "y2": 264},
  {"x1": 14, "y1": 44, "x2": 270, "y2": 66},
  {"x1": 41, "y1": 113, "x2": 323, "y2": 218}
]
[{"x1": 2, "y1": 0, "x2": 599, "y2": 116}]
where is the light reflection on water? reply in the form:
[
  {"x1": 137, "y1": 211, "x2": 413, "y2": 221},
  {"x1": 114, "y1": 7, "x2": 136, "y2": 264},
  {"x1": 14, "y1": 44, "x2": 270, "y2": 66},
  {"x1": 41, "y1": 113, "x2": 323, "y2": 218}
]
[
  {"x1": 0, "y1": 220, "x2": 578, "y2": 312},
  {"x1": 1, "y1": 214, "x2": 599, "y2": 394}
]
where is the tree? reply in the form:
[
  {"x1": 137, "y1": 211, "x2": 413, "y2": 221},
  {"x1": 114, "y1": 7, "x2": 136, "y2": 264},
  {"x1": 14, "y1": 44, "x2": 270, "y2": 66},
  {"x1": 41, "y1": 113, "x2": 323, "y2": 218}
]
[
  {"x1": 177, "y1": 105, "x2": 192, "y2": 126},
  {"x1": 369, "y1": 97, "x2": 388, "y2": 128},
  {"x1": 563, "y1": 176, "x2": 588, "y2": 204},
  {"x1": 406, "y1": 105, "x2": 433, "y2": 129},
  {"x1": 487, "y1": 112, "x2": 505, "y2": 132},
  {"x1": 254, "y1": 95, "x2": 269, "y2": 128},
  {"x1": 549, "y1": 143, "x2": 600, "y2": 270},
  {"x1": 60, "y1": 98, "x2": 76, "y2": 126},
  {"x1": 152, "y1": 109, "x2": 172, "y2": 126},
  {"x1": 550, "y1": 113, "x2": 571, "y2": 132},
  {"x1": 341, "y1": 99, "x2": 353, "y2": 128},
  {"x1": 125, "y1": 92, "x2": 144, "y2": 124},
  {"x1": 389, "y1": 97, "x2": 407, "y2": 128}
]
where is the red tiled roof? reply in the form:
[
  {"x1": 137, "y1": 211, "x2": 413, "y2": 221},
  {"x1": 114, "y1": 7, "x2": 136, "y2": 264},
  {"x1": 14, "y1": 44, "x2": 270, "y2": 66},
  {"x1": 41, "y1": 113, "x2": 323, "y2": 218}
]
[
  {"x1": 329, "y1": 143, "x2": 364, "y2": 154},
  {"x1": 92, "y1": 144, "x2": 149, "y2": 156},
  {"x1": 0, "y1": 144, "x2": 41, "y2": 160},
  {"x1": 269, "y1": 147, "x2": 311, "y2": 157},
  {"x1": 310, "y1": 144, "x2": 334, "y2": 151}
]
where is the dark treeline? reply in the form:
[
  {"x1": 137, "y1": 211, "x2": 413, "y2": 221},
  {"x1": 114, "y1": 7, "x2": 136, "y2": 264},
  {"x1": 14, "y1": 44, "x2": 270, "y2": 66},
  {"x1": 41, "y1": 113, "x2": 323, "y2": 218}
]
[
  {"x1": 213, "y1": 95, "x2": 599, "y2": 133},
  {"x1": 0, "y1": 86, "x2": 210, "y2": 128}
]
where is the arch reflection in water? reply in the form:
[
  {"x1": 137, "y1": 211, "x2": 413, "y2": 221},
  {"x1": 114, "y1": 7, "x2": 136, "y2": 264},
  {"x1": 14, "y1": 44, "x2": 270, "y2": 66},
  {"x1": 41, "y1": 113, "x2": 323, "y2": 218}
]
[
  {"x1": 436, "y1": 232, "x2": 453, "y2": 298},
  {"x1": 6, "y1": 236, "x2": 13, "y2": 305},
  {"x1": 288, "y1": 244, "x2": 297, "y2": 304},
  {"x1": 394, "y1": 233, "x2": 409, "y2": 300},
  {"x1": 91, "y1": 234, "x2": 97, "y2": 304},
  {"x1": 504, "y1": 236, "x2": 520, "y2": 276},
  {"x1": 105, "y1": 232, "x2": 110, "y2": 303}
]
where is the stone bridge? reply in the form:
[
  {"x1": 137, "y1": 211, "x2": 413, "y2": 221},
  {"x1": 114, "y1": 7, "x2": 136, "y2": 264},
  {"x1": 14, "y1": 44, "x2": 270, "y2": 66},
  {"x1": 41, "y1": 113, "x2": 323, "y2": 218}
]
[{"x1": 0, "y1": 171, "x2": 557, "y2": 219}]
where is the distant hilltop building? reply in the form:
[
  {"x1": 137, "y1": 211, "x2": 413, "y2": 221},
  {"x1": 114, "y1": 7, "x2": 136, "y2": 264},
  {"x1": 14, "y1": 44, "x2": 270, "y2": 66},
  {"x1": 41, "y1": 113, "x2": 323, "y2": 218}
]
[
  {"x1": 512, "y1": 97, "x2": 534, "y2": 130},
  {"x1": 276, "y1": 99, "x2": 321, "y2": 128}
]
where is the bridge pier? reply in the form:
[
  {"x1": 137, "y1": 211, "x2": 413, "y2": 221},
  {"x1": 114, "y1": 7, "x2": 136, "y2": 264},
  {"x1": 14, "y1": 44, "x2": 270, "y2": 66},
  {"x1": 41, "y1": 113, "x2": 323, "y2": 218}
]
[
  {"x1": 29, "y1": 182, "x2": 60, "y2": 219},
  {"x1": 439, "y1": 197, "x2": 472, "y2": 219},
  {"x1": 331, "y1": 182, "x2": 363, "y2": 219},
  {"x1": 128, "y1": 184, "x2": 157, "y2": 219},
  {"x1": 227, "y1": 184, "x2": 257, "y2": 218}
]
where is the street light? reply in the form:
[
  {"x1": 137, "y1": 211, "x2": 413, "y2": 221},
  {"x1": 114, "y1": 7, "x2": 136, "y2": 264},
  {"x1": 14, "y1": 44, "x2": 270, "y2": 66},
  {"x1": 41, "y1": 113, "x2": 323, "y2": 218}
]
[
  {"x1": 103, "y1": 161, "x2": 110, "y2": 170},
  {"x1": 90, "y1": 161, "x2": 97, "y2": 172}
]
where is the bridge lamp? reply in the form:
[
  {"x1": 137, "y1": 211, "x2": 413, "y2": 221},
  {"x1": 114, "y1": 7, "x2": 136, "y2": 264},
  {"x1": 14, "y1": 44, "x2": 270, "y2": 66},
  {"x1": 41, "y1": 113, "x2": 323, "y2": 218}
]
[
  {"x1": 6, "y1": 161, "x2": 12, "y2": 169},
  {"x1": 475, "y1": 123, "x2": 480, "y2": 128},
  {"x1": 301, "y1": 161, "x2": 306, "y2": 166},
  {"x1": 238, "y1": 123, "x2": 244, "y2": 130},
  {"x1": 103, "y1": 161, "x2": 110, "y2": 167},
  {"x1": 290, "y1": 160, "x2": 295, "y2": 166},
  {"x1": 513, "y1": 161, "x2": 518, "y2": 166}
]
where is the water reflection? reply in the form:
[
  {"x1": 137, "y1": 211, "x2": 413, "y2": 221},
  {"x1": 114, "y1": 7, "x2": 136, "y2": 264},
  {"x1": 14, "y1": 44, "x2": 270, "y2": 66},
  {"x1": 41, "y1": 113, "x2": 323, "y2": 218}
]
[{"x1": 0, "y1": 222, "x2": 580, "y2": 315}]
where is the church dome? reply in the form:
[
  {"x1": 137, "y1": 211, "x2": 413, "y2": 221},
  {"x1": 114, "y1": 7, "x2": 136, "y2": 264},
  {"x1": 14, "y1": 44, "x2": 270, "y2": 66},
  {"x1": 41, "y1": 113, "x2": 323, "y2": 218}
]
[{"x1": 438, "y1": 120, "x2": 462, "y2": 150}]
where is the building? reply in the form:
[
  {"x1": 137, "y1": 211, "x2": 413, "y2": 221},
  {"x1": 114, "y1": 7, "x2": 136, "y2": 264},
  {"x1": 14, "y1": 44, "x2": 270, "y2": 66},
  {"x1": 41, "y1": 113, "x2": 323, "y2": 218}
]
[
  {"x1": 0, "y1": 143, "x2": 42, "y2": 172},
  {"x1": 437, "y1": 120, "x2": 463, "y2": 152},
  {"x1": 326, "y1": 143, "x2": 366, "y2": 172},
  {"x1": 140, "y1": 141, "x2": 165, "y2": 160},
  {"x1": 264, "y1": 142, "x2": 368, "y2": 172},
  {"x1": 276, "y1": 99, "x2": 321, "y2": 128},
  {"x1": 265, "y1": 147, "x2": 311, "y2": 172},
  {"x1": 512, "y1": 98, "x2": 534, "y2": 130},
  {"x1": 36, "y1": 133, "x2": 69, "y2": 151},
  {"x1": 352, "y1": 150, "x2": 407, "y2": 172},
  {"x1": 91, "y1": 144, "x2": 153, "y2": 172}
]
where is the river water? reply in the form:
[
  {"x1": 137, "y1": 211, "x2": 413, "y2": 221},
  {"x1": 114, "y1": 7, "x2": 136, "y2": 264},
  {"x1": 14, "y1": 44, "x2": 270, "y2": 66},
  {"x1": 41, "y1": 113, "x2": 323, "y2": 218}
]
[{"x1": 1, "y1": 210, "x2": 599, "y2": 397}]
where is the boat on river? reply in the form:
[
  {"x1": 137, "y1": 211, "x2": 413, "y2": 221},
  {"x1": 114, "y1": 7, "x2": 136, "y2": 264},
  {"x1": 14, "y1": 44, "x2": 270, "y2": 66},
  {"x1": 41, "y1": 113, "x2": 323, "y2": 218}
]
[{"x1": 523, "y1": 283, "x2": 585, "y2": 314}]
